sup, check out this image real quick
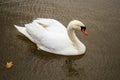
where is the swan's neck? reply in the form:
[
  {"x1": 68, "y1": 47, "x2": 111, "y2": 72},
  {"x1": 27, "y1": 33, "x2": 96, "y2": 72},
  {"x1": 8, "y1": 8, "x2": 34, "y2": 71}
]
[{"x1": 67, "y1": 26, "x2": 86, "y2": 53}]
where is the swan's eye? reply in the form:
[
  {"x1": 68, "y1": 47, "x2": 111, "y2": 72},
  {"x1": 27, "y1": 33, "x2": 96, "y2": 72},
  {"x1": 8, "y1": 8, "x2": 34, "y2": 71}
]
[{"x1": 81, "y1": 26, "x2": 86, "y2": 31}]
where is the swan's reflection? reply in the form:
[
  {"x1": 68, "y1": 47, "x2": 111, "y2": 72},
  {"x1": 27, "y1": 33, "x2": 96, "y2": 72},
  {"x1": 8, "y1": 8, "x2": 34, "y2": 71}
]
[{"x1": 62, "y1": 56, "x2": 85, "y2": 77}]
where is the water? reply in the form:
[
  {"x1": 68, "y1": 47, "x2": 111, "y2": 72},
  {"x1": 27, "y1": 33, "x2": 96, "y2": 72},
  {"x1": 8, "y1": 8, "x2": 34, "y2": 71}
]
[{"x1": 0, "y1": 0, "x2": 120, "y2": 80}]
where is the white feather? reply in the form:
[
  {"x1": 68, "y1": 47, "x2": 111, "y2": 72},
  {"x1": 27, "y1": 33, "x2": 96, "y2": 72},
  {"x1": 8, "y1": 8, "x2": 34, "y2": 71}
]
[{"x1": 14, "y1": 18, "x2": 86, "y2": 56}]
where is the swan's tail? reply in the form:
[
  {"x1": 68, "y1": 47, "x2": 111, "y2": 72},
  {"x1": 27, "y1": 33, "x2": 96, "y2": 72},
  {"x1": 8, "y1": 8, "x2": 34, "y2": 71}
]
[
  {"x1": 14, "y1": 25, "x2": 34, "y2": 42},
  {"x1": 14, "y1": 25, "x2": 26, "y2": 35}
]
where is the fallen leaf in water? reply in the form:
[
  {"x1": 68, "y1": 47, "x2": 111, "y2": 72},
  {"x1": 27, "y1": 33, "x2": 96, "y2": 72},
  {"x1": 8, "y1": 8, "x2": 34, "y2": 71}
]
[{"x1": 6, "y1": 61, "x2": 13, "y2": 68}]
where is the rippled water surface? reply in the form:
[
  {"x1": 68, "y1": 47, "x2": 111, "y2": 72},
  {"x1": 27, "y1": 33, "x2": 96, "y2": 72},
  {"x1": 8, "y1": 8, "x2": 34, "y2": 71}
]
[{"x1": 0, "y1": 0, "x2": 120, "y2": 80}]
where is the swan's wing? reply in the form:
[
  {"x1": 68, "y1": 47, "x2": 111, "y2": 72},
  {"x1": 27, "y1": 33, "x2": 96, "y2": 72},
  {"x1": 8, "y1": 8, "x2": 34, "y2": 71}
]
[
  {"x1": 32, "y1": 18, "x2": 67, "y2": 33},
  {"x1": 24, "y1": 21, "x2": 74, "y2": 53},
  {"x1": 24, "y1": 18, "x2": 67, "y2": 44},
  {"x1": 26, "y1": 28, "x2": 75, "y2": 54}
]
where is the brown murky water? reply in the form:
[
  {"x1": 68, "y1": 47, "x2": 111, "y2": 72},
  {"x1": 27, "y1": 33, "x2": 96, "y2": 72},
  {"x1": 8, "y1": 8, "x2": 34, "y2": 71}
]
[{"x1": 0, "y1": 0, "x2": 120, "y2": 80}]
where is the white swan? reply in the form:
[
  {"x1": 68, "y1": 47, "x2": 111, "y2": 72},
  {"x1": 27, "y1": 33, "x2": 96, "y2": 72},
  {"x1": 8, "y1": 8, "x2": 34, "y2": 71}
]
[{"x1": 14, "y1": 18, "x2": 88, "y2": 56}]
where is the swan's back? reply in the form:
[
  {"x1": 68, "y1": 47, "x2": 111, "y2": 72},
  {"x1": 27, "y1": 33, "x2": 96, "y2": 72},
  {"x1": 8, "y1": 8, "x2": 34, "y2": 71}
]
[{"x1": 32, "y1": 18, "x2": 67, "y2": 33}]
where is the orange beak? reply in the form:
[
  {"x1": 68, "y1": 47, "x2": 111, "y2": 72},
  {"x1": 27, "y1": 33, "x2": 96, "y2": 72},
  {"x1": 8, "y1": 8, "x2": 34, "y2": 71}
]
[{"x1": 81, "y1": 29, "x2": 88, "y2": 35}]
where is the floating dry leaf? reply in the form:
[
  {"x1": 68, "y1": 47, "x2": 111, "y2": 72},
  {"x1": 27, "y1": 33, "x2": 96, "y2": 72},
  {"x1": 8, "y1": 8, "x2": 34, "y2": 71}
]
[{"x1": 6, "y1": 61, "x2": 13, "y2": 68}]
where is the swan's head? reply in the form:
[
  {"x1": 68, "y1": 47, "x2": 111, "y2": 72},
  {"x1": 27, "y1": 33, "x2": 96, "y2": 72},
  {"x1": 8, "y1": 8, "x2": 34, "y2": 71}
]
[{"x1": 68, "y1": 20, "x2": 88, "y2": 35}]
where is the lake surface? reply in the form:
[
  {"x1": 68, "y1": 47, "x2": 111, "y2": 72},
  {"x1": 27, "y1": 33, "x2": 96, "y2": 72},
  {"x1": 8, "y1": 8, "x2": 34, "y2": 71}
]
[{"x1": 0, "y1": 0, "x2": 120, "y2": 80}]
